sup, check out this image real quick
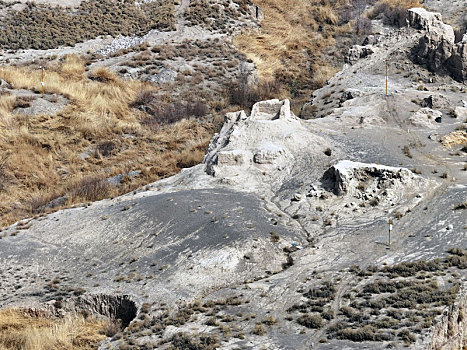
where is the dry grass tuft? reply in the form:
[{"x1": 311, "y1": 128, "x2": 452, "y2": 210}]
[{"x1": 0, "y1": 309, "x2": 106, "y2": 350}]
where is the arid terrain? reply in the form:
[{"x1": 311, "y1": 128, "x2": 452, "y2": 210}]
[{"x1": 0, "y1": 0, "x2": 466, "y2": 349}]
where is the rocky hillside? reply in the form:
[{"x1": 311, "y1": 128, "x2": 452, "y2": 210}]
[
  {"x1": 0, "y1": 7, "x2": 466, "y2": 350},
  {"x1": 424, "y1": 0, "x2": 466, "y2": 29},
  {"x1": 0, "y1": 0, "x2": 394, "y2": 229}
]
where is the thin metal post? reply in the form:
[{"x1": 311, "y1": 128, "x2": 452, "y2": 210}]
[
  {"x1": 385, "y1": 58, "x2": 389, "y2": 96},
  {"x1": 41, "y1": 66, "x2": 45, "y2": 97},
  {"x1": 388, "y1": 218, "x2": 392, "y2": 248}
]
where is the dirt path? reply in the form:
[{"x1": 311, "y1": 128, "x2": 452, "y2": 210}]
[
  {"x1": 305, "y1": 276, "x2": 353, "y2": 348},
  {"x1": 175, "y1": 0, "x2": 190, "y2": 33}
]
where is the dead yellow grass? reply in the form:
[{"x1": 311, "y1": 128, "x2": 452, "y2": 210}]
[
  {"x1": 0, "y1": 309, "x2": 106, "y2": 350},
  {"x1": 378, "y1": 0, "x2": 422, "y2": 7},
  {"x1": 1, "y1": 57, "x2": 140, "y2": 136},
  {"x1": 0, "y1": 56, "x2": 218, "y2": 227},
  {"x1": 441, "y1": 130, "x2": 467, "y2": 147},
  {"x1": 234, "y1": 0, "x2": 346, "y2": 92}
]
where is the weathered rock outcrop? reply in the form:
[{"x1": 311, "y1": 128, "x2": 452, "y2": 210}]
[
  {"x1": 448, "y1": 38, "x2": 467, "y2": 82},
  {"x1": 420, "y1": 94, "x2": 451, "y2": 110},
  {"x1": 322, "y1": 160, "x2": 424, "y2": 197},
  {"x1": 409, "y1": 107, "x2": 443, "y2": 128},
  {"x1": 454, "y1": 106, "x2": 467, "y2": 119},
  {"x1": 345, "y1": 45, "x2": 375, "y2": 64},
  {"x1": 423, "y1": 0, "x2": 467, "y2": 29},
  {"x1": 409, "y1": 8, "x2": 467, "y2": 82},
  {"x1": 407, "y1": 8, "x2": 454, "y2": 36},
  {"x1": 204, "y1": 99, "x2": 332, "y2": 186},
  {"x1": 424, "y1": 289, "x2": 467, "y2": 350}
]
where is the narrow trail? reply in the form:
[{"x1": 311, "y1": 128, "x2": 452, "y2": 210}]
[
  {"x1": 305, "y1": 276, "x2": 353, "y2": 348},
  {"x1": 175, "y1": 0, "x2": 190, "y2": 34}
]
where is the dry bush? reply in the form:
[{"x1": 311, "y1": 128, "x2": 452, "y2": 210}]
[
  {"x1": 311, "y1": 63, "x2": 339, "y2": 89},
  {"x1": 0, "y1": 60, "x2": 142, "y2": 136},
  {"x1": 297, "y1": 314, "x2": 323, "y2": 329},
  {"x1": 88, "y1": 67, "x2": 119, "y2": 83},
  {"x1": 184, "y1": 0, "x2": 250, "y2": 32},
  {"x1": 131, "y1": 89, "x2": 158, "y2": 109},
  {"x1": 227, "y1": 75, "x2": 285, "y2": 110},
  {"x1": 67, "y1": 175, "x2": 113, "y2": 202},
  {"x1": 312, "y1": 5, "x2": 339, "y2": 25},
  {"x1": 0, "y1": 309, "x2": 106, "y2": 350},
  {"x1": 355, "y1": 17, "x2": 373, "y2": 35},
  {"x1": 100, "y1": 319, "x2": 122, "y2": 337},
  {"x1": 0, "y1": 95, "x2": 16, "y2": 129},
  {"x1": 140, "y1": 101, "x2": 208, "y2": 127}
]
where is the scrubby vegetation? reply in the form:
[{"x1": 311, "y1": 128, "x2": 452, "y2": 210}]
[
  {"x1": 0, "y1": 309, "x2": 106, "y2": 350},
  {"x1": 184, "y1": 0, "x2": 255, "y2": 33},
  {"x1": 118, "y1": 38, "x2": 257, "y2": 112},
  {"x1": 287, "y1": 250, "x2": 465, "y2": 346},
  {"x1": 0, "y1": 0, "x2": 175, "y2": 50},
  {"x1": 110, "y1": 296, "x2": 258, "y2": 347},
  {"x1": 0, "y1": 55, "x2": 217, "y2": 227}
]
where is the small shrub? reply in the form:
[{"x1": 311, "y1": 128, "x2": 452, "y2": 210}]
[
  {"x1": 402, "y1": 145, "x2": 412, "y2": 158},
  {"x1": 398, "y1": 328, "x2": 416, "y2": 344},
  {"x1": 97, "y1": 141, "x2": 116, "y2": 157},
  {"x1": 88, "y1": 67, "x2": 118, "y2": 83},
  {"x1": 382, "y1": 259, "x2": 442, "y2": 277},
  {"x1": 252, "y1": 323, "x2": 266, "y2": 335},
  {"x1": 101, "y1": 319, "x2": 122, "y2": 337},
  {"x1": 355, "y1": 17, "x2": 372, "y2": 34},
  {"x1": 340, "y1": 306, "x2": 366, "y2": 323},
  {"x1": 321, "y1": 309, "x2": 334, "y2": 320},
  {"x1": 373, "y1": 317, "x2": 399, "y2": 329},
  {"x1": 447, "y1": 247, "x2": 465, "y2": 256},
  {"x1": 336, "y1": 325, "x2": 378, "y2": 341},
  {"x1": 68, "y1": 175, "x2": 111, "y2": 202},
  {"x1": 0, "y1": 0, "x2": 176, "y2": 50},
  {"x1": 269, "y1": 231, "x2": 280, "y2": 243},
  {"x1": 169, "y1": 332, "x2": 219, "y2": 350},
  {"x1": 304, "y1": 281, "x2": 336, "y2": 300},
  {"x1": 130, "y1": 89, "x2": 157, "y2": 109},
  {"x1": 297, "y1": 314, "x2": 323, "y2": 329},
  {"x1": 0, "y1": 154, "x2": 11, "y2": 192},
  {"x1": 262, "y1": 315, "x2": 277, "y2": 325},
  {"x1": 205, "y1": 317, "x2": 218, "y2": 326}
]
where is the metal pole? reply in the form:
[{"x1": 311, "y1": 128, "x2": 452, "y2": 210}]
[
  {"x1": 385, "y1": 58, "x2": 388, "y2": 96},
  {"x1": 41, "y1": 66, "x2": 44, "y2": 98},
  {"x1": 388, "y1": 218, "x2": 392, "y2": 248}
]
